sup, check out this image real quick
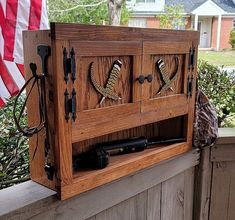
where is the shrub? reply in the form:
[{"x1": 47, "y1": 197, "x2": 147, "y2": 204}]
[
  {"x1": 229, "y1": 30, "x2": 235, "y2": 49},
  {"x1": 0, "y1": 95, "x2": 29, "y2": 189},
  {"x1": 197, "y1": 60, "x2": 235, "y2": 127}
]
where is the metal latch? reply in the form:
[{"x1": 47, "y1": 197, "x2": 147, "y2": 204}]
[
  {"x1": 64, "y1": 88, "x2": 76, "y2": 122},
  {"x1": 63, "y1": 48, "x2": 76, "y2": 83},
  {"x1": 187, "y1": 75, "x2": 193, "y2": 97},
  {"x1": 188, "y1": 47, "x2": 195, "y2": 70}
]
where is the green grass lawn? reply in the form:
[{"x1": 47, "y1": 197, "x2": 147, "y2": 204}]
[{"x1": 198, "y1": 50, "x2": 235, "y2": 67}]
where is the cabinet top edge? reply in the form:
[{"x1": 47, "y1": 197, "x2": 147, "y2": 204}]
[{"x1": 50, "y1": 22, "x2": 199, "y2": 43}]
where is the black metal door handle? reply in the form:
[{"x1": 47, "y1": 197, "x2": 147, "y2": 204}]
[
  {"x1": 137, "y1": 74, "x2": 153, "y2": 84},
  {"x1": 137, "y1": 75, "x2": 145, "y2": 84},
  {"x1": 146, "y1": 74, "x2": 153, "y2": 83}
]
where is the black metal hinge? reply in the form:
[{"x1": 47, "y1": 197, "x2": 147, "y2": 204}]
[
  {"x1": 187, "y1": 75, "x2": 193, "y2": 98},
  {"x1": 64, "y1": 88, "x2": 77, "y2": 122},
  {"x1": 37, "y1": 45, "x2": 51, "y2": 76},
  {"x1": 188, "y1": 47, "x2": 195, "y2": 71},
  {"x1": 63, "y1": 48, "x2": 76, "y2": 83}
]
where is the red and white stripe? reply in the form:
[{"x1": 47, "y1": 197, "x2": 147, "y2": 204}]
[{"x1": 0, "y1": 0, "x2": 49, "y2": 107}]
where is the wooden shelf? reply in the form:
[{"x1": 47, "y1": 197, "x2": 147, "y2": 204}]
[{"x1": 61, "y1": 142, "x2": 191, "y2": 200}]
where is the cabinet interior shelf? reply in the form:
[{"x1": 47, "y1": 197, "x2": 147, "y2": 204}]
[{"x1": 61, "y1": 142, "x2": 190, "y2": 199}]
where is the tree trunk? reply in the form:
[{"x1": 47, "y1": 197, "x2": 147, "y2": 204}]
[{"x1": 108, "y1": 0, "x2": 123, "y2": 26}]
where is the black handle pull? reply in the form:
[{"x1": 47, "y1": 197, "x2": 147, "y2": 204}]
[
  {"x1": 146, "y1": 74, "x2": 153, "y2": 83},
  {"x1": 37, "y1": 45, "x2": 50, "y2": 76},
  {"x1": 137, "y1": 74, "x2": 153, "y2": 84},
  {"x1": 137, "y1": 75, "x2": 145, "y2": 84}
]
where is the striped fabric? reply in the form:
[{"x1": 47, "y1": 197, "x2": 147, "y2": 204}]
[{"x1": 0, "y1": 0, "x2": 49, "y2": 107}]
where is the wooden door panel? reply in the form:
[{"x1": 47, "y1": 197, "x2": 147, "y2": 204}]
[
  {"x1": 70, "y1": 41, "x2": 142, "y2": 139},
  {"x1": 149, "y1": 54, "x2": 185, "y2": 98},
  {"x1": 76, "y1": 56, "x2": 133, "y2": 111},
  {"x1": 141, "y1": 41, "x2": 191, "y2": 115}
]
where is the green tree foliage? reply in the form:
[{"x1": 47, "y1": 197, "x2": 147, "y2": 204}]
[
  {"x1": 0, "y1": 95, "x2": 29, "y2": 189},
  {"x1": 158, "y1": 4, "x2": 186, "y2": 29},
  {"x1": 197, "y1": 60, "x2": 235, "y2": 127},
  {"x1": 47, "y1": 0, "x2": 130, "y2": 25},
  {"x1": 229, "y1": 30, "x2": 235, "y2": 49}
]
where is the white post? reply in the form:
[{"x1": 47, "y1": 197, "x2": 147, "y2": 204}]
[
  {"x1": 194, "y1": 14, "x2": 198, "y2": 30},
  {"x1": 216, "y1": 15, "x2": 222, "y2": 51}
]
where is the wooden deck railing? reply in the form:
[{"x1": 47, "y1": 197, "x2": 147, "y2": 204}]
[{"x1": 0, "y1": 128, "x2": 234, "y2": 220}]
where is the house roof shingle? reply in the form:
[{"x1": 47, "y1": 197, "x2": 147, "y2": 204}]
[
  {"x1": 213, "y1": 0, "x2": 235, "y2": 13},
  {"x1": 166, "y1": 0, "x2": 235, "y2": 13}
]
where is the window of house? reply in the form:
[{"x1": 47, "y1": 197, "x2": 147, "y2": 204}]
[
  {"x1": 233, "y1": 18, "x2": 235, "y2": 29},
  {"x1": 173, "y1": 18, "x2": 186, "y2": 30},
  {"x1": 128, "y1": 18, "x2": 147, "y2": 28}
]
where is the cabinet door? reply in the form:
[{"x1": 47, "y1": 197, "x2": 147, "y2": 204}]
[
  {"x1": 140, "y1": 41, "x2": 192, "y2": 124},
  {"x1": 70, "y1": 41, "x2": 142, "y2": 142}
]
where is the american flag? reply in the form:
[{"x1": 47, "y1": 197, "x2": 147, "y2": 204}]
[{"x1": 0, "y1": 0, "x2": 49, "y2": 107}]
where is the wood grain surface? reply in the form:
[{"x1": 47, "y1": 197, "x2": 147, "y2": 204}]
[{"x1": 23, "y1": 24, "x2": 199, "y2": 199}]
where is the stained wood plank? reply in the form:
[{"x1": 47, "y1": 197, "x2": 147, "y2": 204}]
[
  {"x1": 211, "y1": 144, "x2": 235, "y2": 162},
  {"x1": 141, "y1": 28, "x2": 200, "y2": 42},
  {"x1": 86, "y1": 217, "x2": 96, "y2": 220},
  {"x1": 61, "y1": 142, "x2": 191, "y2": 199},
  {"x1": 0, "y1": 181, "x2": 56, "y2": 219},
  {"x1": 209, "y1": 161, "x2": 235, "y2": 220},
  {"x1": 147, "y1": 184, "x2": 161, "y2": 220},
  {"x1": 131, "y1": 191, "x2": 148, "y2": 220},
  {"x1": 51, "y1": 23, "x2": 199, "y2": 42},
  {"x1": 72, "y1": 103, "x2": 141, "y2": 142},
  {"x1": 140, "y1": 103, "x2": 188, "y2": 126},
  {"x1": 52, "y1": 40, "x2": 73, "y2": 189},
  {"x1": 193, "y1": 147, "x2": 212, "y2": 220},
  {"x1": 23, "y1": 30, "x2": 56, "y2": 190},
  {"x1": 96, "y1": 191, "x2": 148, "y2": 220},
  {"x1": 95, "y1": 211, "x2": 106, "y2": 220},
  {"x1": 141, "y1": 94, "x2": 188, "y2": 113},
  {"x1": 161, "y1": 172, "x2": 185, "y2": 220},
  {"x1": 184, "y1": 167, "x2": 194, "y2": 220},
  {"x1": 228, "y1": 163, "x2": 235, "y2": 220},
  {"x1": 143, "y1": 41, "x2": 191, "y2": 54},
  {"x1": 209, "y1": 161, "x2": 234, "y2": 220},
  {"x1": 71, "y1": 41, "x2": 142, "y2": 56}
]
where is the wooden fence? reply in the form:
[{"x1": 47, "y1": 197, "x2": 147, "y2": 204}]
[{"x1": 194, "y1": 128, "x2": 235, "y2": 220}]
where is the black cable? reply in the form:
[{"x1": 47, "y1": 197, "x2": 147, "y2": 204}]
[{"x1": 13, "y1": 63, "x2": 46, "y2": 157}]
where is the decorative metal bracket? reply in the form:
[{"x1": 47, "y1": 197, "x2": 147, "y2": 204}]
[
  {"x1": 188, "y1": 47, "x2": 195, "y2": 71},
  {"x1": 187, "y1": 75, "x2": 193, "y2": 97},
  {"x1": 37, "y1": 44, "x2": 55, "y2": 181},
  {"x1": 37, "y1": 45, "x2": 51, "y2": 76},
  {"x1": 137, "y1": 74, "x2": 152, "y2": 84},
  {"x1": 63, "y1": 47, "x2": 76, "y2": 83},
  {"x1": 64, "y1": 88, "x2": 77, "y2": 122}
]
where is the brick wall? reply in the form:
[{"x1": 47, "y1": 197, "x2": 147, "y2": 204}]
[
  {"x1": 146, "y1": 17, "x2": 160, "y2": 28},
  {"x1": 146, "y1": 17, "x2": 191, "y2": 29},
  {"x1": 211, "y1": 17, "x2": 233, "y2": 50}
]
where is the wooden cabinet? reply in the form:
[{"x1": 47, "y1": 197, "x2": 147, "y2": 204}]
[{"x1": 23, "y1": 23, "x2": 199, "y2": 200}]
